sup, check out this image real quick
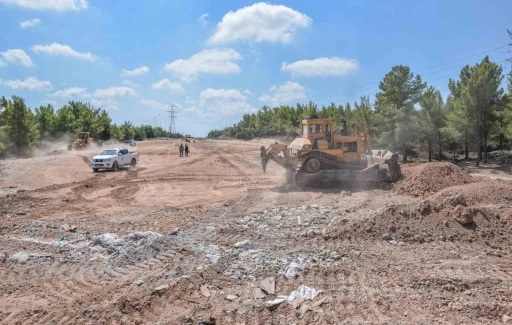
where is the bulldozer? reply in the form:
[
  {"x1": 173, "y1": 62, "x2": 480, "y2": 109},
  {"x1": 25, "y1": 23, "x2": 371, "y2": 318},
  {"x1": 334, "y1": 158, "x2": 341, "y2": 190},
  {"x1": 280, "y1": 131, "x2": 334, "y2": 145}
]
[
  {"x1": 68, "y1": 132, "x2": 94, "y2": 151},
  {"x1": 260, "y1": 117, "x2": 401, "y2": 188}
]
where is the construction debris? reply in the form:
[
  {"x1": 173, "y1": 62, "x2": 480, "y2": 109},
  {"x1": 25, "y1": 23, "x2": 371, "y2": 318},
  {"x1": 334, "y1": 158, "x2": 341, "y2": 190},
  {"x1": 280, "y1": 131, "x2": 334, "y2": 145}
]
[
  {"x1": 259, "y1": 277, "x2": 275, "y2": 295},
  {"x1": 200, "y1": 284, "x2": 210, "y2": 298},
  {"x1": 233, "y1": 240, "x2": 255, "y2": 250},
  {"x1": 225, "y1": 294, "x2": 238, "y2": 301},
  {"x1": 266, "y1": 285, "x2": 324, "y2": 307},
  {"x1": 253, "y1": 288, "x2": 266, "y2": 299},
  {"x1": 280, "y1": 258, "x2": 310, "y2": 279}
]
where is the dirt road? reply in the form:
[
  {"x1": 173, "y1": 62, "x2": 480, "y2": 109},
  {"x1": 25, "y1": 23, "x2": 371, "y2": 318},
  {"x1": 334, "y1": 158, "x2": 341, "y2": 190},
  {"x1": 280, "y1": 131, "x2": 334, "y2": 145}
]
[{"x1": 1, "y1": 139, "x2": 512, "y2": 324}]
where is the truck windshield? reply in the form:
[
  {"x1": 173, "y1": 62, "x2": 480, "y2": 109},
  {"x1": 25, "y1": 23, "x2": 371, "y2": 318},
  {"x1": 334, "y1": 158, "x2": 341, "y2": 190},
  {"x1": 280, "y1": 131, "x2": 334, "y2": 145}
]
[{"x1": 100, "y1": 150, "x2": 118, "y2": 155}]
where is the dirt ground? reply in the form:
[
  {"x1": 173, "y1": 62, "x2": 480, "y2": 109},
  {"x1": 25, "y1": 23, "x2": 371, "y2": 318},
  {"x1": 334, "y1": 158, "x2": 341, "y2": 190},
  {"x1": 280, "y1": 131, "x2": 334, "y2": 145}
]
[{"x1": 1, "y1": 139, "x2": 512, "y2": 325}]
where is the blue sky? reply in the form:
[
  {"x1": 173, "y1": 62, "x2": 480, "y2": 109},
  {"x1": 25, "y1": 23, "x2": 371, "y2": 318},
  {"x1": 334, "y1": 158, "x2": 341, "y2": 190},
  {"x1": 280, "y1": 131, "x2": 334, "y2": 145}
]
[{"x1": 0, "y1": 0, "x2": 511, "y2": 136}]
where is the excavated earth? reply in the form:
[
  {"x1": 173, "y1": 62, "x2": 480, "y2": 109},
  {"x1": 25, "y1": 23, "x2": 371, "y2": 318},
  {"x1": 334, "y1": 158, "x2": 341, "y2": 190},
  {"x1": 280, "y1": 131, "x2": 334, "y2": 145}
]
[{"x1": 1, "y1": 140, "x2": 512, "y2": 325}]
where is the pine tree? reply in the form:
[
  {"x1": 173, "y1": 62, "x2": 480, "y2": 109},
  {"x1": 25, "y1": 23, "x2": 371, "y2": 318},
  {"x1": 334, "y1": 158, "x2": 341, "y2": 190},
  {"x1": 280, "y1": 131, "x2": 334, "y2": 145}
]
[
  {"x1": 375, "y1": 65, "x2": 426, "y2": 163},
  {"x1": 4, "y1": 96, "x2": 39, "y2": 154}
]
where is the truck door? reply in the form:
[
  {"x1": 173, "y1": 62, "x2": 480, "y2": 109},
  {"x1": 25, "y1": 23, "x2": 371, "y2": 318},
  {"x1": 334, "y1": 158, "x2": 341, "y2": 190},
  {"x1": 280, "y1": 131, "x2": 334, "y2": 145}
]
[
  {"x1": 326, "y1": 124, "x2": 332, "y2": 143},
  {"x1": 120, "y1": 149, "x2": 127, "y2": 165}
]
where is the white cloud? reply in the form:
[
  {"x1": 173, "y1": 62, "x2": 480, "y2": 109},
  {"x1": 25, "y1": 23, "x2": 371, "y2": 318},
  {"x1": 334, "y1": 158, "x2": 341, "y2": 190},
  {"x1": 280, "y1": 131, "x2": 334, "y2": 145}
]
[
  {"x1": 243, "y1": 89, "x2": 253, "y2": 96},
  {"x1": 92, "y1": 86, "x2": 137, "y2": 98},
  {"x1": 186, "y1": 88, "x2": 255, "y2": 115},
  {"x1": 0, "y1": 76, "x2": 52, "y2": 92},
  {"x1": 0, "y1": 0, "x2": 88, "y2": 12},
  {"x1": 259, "y1": 81, "x2": 307, "y2": 106},
  {"x1": 208, "y1": 2, "x2": 311, "y2": 45},
  {"x1": 151, "y1": 79, "x2": 185, "y2": 93},
  {"x1": 0, "y1": 49, "x2": 35, "y2": 67},
  {"x1": 0, "y1": 59, "x2": 5, "y2": 67},
  {"x1": 120, "y1": 66, "x2": 149, "y2": 77},
  {"x1": 140, "y1": 99, "x2": 168, "y2": 110},
  {"x1": 282, "y1": 57, "x2": 358, "y2": 76},
  {"x1": 91, "y1": 98, "x2": 119, "y2": 111},
  {"x1": 41, "y1": 99, "x2": 58, "y2": 106},
  {"x1": 52, "y1": 85, "x2": 137, "y2": 99},
  {"x1": 121, "y1": 80, "x2": 141, "y2": 88},
  {"x1": 162, "y1": 48, "x2": 242, "y2": 83},
  {"x1": 197, "y1": 13, "x2": 208, "y2": 26},
  {"x1": 52, "y1": 87, "x2": 90, "y2": 98},
  {"x1": 20, "y1": 18, "x2": 41, "y2": 28},
  {"x1": 32, "y1": 43, "x2": 97, "y2": 61}
]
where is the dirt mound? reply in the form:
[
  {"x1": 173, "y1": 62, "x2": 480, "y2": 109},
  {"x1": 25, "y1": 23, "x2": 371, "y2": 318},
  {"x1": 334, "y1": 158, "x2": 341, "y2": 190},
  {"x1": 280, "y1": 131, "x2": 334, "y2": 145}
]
[
  {"x1": 431, "y1": 178, "x2": 512, "y2": 206},
  {"x1": 331, "y1": 196, "x2": 511, "y2": 247},
  {"x1": 393, "y1": 162, "x2": 475, "y2": 197}
]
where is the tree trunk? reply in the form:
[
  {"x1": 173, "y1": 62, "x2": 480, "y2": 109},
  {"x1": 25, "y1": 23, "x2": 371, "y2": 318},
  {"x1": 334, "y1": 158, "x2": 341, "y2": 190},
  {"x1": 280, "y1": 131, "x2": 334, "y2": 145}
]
[
  {"x1": 500, "y1": 133, "x2": 504, "y2": 150},
  {"x1": 476, "y1": 123, "x2": 481, "y2": 167},
  {"x1": 482, "y1": 114, "x2": 487, "y2": 163},
  {"x1": 402, "y1": 137, "x2": 407, "y2": 164},
  {"x1": 438, "y1": 131, "x2": 442, "y2": 161},
  {"x1": 465, "y1": 129, "x2": 469, "y2": 159},
  {"x1": 483, "y1": 121, "x2": 488, "y2": 163},
  {"x1": 428, "y1": 139, "x2": 432, "y2": 162}
]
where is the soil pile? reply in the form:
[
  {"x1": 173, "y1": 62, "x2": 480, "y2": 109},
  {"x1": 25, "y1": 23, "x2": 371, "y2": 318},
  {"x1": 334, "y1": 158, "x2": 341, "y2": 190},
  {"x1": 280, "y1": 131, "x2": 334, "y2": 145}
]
[
  {"x1": 431, "y1": 178, "x2": 512, "y2": 206},
  {"x1": 393, "y1": 162, "x2": 475, "y2": 197}
]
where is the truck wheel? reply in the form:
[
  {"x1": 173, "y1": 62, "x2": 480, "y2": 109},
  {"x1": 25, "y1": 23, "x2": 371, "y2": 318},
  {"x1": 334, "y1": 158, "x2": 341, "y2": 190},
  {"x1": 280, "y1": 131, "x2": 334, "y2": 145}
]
[
  {"x1": 130, "y1": 158, "x2": 137, "y2": 167},
  {"x1": 112, "y1": 161, "x2": 119, "y2": 171},
  {"x1": 93, "y1": 168, "x2": 99, "y2": 173}
]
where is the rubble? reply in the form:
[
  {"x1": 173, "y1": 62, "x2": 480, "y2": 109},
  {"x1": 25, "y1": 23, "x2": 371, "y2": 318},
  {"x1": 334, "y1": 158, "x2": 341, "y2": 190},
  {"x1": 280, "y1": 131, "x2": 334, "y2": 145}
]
[
  {"x1": 253, "y1": 288, "x2": 266, "y2": 299},
  {"x1": 9, "y1": 252, "x2": 29, "y2": 263},
  {"x1": 280, "y1": 258, "x2": 310, "y2": 279},
  {"x1": 233, "y1": 240, "x2": 255, "y2": 250},
  {"x1": 61, "y1": 224, "x2": 77, "y2": 232},
  {"x1": 200, "y1": 284, "x2": 210, "y2": 298},
  {"x1": 259, "y1": 277, "x2": 275, "y2": 295},
  {"x1": 153, "y1": 284, "x2": 168, "y2": 295},
  {"x1": 225, "y1": 294, "x2": 238, "y2": 301},
  {"x1": 266, "y1": 285, "x2": 324, "y2": 307},
  {"x1": 453, "y1": 205, "x2": 474, "y2": 225}
]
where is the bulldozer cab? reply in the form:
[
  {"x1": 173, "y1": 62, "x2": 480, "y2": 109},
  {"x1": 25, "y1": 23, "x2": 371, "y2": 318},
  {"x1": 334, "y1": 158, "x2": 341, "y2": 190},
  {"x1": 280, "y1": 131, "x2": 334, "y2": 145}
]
[
  {"x1": 292, "y1": 118, "x2": 371, "y2": 164},
  {"x1": 78, "y1": 132, "x2": 90, "y2": 140}
]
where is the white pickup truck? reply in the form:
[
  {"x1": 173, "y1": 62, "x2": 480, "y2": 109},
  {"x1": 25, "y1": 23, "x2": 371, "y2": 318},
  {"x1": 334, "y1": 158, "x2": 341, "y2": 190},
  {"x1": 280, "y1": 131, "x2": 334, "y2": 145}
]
[{"x1": 90, "y1": 148, "x2": 139, "y2": 172}]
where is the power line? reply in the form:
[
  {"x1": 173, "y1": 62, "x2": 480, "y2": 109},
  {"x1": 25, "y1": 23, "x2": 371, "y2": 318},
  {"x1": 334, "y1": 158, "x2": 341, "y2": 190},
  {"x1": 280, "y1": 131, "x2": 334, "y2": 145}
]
[
  {"x1": 506, "y1": 30, "x2": 512, "y2": 74},
  {"x1": 167, "y1": 104, "x2": 177, "y2": 135}
]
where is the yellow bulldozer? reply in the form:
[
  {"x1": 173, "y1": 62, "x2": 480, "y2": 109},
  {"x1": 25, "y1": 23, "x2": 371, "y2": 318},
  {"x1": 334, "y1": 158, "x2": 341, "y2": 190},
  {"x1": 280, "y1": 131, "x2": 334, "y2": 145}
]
[
  {"x1": 260, "y1": 117, "x2": 401, "y2": 188},
  {"x1": 68, "y1": 132, "x2": 94, "y2": 151}
]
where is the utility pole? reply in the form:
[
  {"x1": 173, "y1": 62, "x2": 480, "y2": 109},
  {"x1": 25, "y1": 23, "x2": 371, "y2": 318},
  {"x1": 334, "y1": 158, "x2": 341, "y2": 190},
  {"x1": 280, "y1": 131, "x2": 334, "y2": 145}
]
[{"x1": 168, "y1": 104, "x2": 177, "y2": 137}]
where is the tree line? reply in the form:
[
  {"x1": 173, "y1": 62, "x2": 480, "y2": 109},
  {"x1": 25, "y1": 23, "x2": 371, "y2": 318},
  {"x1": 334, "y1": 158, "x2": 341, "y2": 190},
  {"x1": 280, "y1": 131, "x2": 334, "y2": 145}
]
[
  {"x1": 208, "y1": 56, "x2": 512, "y2": 164},
  {"x1": 0, "y1": 97, "x2": 181, "y2": 157}
]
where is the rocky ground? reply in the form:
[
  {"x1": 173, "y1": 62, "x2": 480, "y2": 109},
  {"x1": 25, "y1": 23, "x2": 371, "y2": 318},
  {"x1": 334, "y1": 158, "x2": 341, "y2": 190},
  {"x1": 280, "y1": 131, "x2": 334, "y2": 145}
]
[{"x1": 1, "y1": 139, "x2": 512, "y2": 324}]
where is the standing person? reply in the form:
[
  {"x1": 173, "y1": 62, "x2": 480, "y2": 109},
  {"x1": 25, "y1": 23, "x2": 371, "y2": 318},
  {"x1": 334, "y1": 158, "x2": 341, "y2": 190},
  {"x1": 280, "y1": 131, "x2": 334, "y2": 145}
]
[
  {"x1": 179, "y1": 143, "x2": 184, "y2": 157},
  {"x1": 184, "y1": 144, "x2": 189, "y2": 157}
]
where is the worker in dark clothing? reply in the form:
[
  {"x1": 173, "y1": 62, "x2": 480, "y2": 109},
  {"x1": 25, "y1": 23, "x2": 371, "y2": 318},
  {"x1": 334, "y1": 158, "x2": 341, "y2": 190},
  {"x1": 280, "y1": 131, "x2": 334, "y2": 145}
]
[
  {"x1": 184, "y1": 145, "x2": 189, "y2": 157},
  {"x1": 179, "y1": 143, "x2": 184, "y2": 157}
]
